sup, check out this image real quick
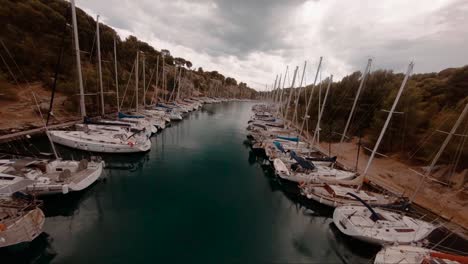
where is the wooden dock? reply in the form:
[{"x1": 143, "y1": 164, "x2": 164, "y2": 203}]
[{"x1": 0, "y1": 120, "x2": 80, "y2": 143}]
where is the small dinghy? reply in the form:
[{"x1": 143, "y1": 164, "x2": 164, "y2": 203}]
[{"x1": 333, "y1": 194, "x2": 435, "y2": 245}]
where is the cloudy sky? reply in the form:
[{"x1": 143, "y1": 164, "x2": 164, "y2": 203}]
[{"x1": 77, "y1": 0, "x2": 468, "y2": 90}]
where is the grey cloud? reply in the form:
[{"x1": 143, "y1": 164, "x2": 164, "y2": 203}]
[
  {"x1": 319, "y1": 0, "x2": 468, "y2": 74},
  {"x1": 76, "y1": 0, "x2": 467, "y2": 90}
]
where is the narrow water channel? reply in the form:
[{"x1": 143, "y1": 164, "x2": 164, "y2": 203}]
[{"x1": 3, "y1": 102, "x2": 378, "y2": 263}]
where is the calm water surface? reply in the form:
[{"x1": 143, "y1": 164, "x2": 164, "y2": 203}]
[{"x1": 3, "y1": 102, "x2": 377, "y2": 263}]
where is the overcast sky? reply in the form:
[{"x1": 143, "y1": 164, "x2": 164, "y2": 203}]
[{"x1": 77, "y1": 0, "x2": 468, "y2": 90}]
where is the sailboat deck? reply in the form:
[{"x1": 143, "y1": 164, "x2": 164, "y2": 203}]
[{"x1": 70, "y1": 169, "x2": 95, "y2": 184}]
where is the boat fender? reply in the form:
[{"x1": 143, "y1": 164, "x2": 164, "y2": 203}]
[{"x1": 62, "y1": 185, "x2": 69, "y2": 194}]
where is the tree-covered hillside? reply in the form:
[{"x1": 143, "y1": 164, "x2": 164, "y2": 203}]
[
  {"x1": 0, "y1": 0, "x2": 256, "y2": 115},
  {"x1": 277, "y1": 66, "x2": 468, "y2": 172}
]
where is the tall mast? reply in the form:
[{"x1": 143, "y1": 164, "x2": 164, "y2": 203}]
[
  {"x1": 274, "y1": 74, "x2": 282, "y2": 104},
  {"x1": 271, "y1": 76, "x2": 278, "y2": 102},
  {"x1": 135, "y1": 51, "x2": 139, "y2": 111},
  {"x1": 410, "y1": 101, "x2": 468, "y2": 202},
  {"x1": 152, "y1": 55, "x2": 159, "y2": 105},
  {"x1": 293, "y1": 61, "x2": 307, "y2": 125},
  {"x1": 142, "y1": 53, "x2": 146, "y2": 108},
  {"x1": 299, "y1": 57, "x2": 323, "y2": 139},
  {"x1": 283, "y1": 66, "x2": 299, "y2": 122},
  {"x1": 176, "y1": 67, "x2": 182, "y2": 100},
  {"x1": 312, "y1": 75, "x2": 333, "y2": 145},
  {"x1": 113, "y1": 36, "x2": 120, "y2": 112},
  {"x1": 360, "y1": 62, "x2": 413, "y2": 187},
  {"x1": 96, "y1": 15, "x2": 105, "y2": 116},
  {"x1": 70, "y1": 0, "x2": 86, "y2": 118},
  {"x1": 162, "y1": 55, "x2": 166, "y2": 102},
  {"x1": 278, "y1": 66, "x2": 288, "y2": 116},
  {"x1": 339, "y1": 59, "x2": 372, "y2": 146}
]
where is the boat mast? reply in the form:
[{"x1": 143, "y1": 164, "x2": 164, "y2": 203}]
[
  {"x1": 271, "y1": 75, "x2": 278, "y2": 103},
  {"x1": 152, "y1": 55, "x2": 159, "y2": 105},
  {"x1": 292, "y1": 61, "x2": 307, "y2": 125},
  {"x1": 274, "y1": 74, "x2": 282, "y2": 104},
  {"x1": 283, "y1": 66, "x2": 299, "y2": 123},
  {"x1": 113, "y1": 36, "x2": 119, "y2": 112},
  {"x1": 277, "y1": 66, "x2": 288, "y2": 117},
  {"x1": 70, "y1": 0, "x2": 86, "y2": 118},
  {"x1": 142, "y1": 53, "x2": 146, "y2": 108},
  {"x1": 299, "y1": 57, "x2": 323, "y2": 139},
  {"x1": 360, "y1": 62, "x2": 414, "y2": 188},
  {"x1": 135, "y1": 51, "x2": 139, "y2": 112},
  {"x1": 410, "y1": 101, "x2": 468, "y2": 202},
  {"x1": 162, "y1": 55, "x2": 166, "y2": 102},
  {"x1": 339, "y1": 59, "x2": 372, "y2": 146},
  {"x1": 176, "y1": 67, "x2": 182, "y2": 100},
  {"x1": 312, "y1": 75, "x2": 332, "y2": 146},
  {"x1": 96, "y1": 15, "x2": 105, "y2": 116}
]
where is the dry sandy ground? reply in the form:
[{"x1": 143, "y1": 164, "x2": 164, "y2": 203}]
[
  {"x1": 0, "y1": 83, "x2": 78, "y2": 132},
  {"x1": 318, "y1": 139, "x2": 468, "y2": 233}
]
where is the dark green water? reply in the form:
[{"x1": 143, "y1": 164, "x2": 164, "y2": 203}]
[{"x1": 2, "y1": 102, "x2": 377, "y2": 263}]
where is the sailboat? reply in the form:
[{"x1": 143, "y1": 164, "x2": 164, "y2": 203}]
[
  {"x1": 0, "y1": 158, "x2": 104, "y2": 196},
  {"x1": 0, "y1": 174, "x2": 45, "y2": 248},
  {"x1": 300, "y1": 62, "x2": 414, "y2": 208},
  {"x1": 374, "y1": 245, "x2": 468, "y2": 264},
  {"x1": 333, "y1": 196, "x2": 435, "y2": 245},
  {"x1": 273, "y1": 157, "x2": 355, "y2": 183},
  {"x1": 49, "y1": 3, "x2": 151, "y2": 153}
]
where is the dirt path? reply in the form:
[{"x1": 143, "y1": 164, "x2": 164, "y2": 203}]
[
  {"x1": 0, "y1": 83, "x2": 79, "y2": 133},
  {"x1": 318, "y1": 140, "x2": 468, "y2": 232}
]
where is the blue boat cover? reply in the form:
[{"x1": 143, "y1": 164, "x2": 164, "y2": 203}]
[
  {"x1": 156, "y1": 103, "x2": 170, "y2": 109},
  {"x1": 276, "y1": 135, "x2": 299, "y2": 142},
  {"x1": 290, "y1": 151, "x2": 315, "y2": 170},
  {"x1": 273, "y1": 141, "x2": 286, "y2": 153},
  {"x1": 118, "y1": 112, "x2": 144, "y2": 119}
]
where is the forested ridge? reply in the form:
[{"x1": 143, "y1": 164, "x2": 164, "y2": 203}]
[
  {"x1": 0, "y1": 0, "x2": 256, "y2": 114},
  {"x1": 284, "y1": 66, "x2": 468, "y2": 172}
]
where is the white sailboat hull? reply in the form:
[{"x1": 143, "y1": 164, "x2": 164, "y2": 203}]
[
  {"x1": 333, "y1": 206, "x2": 435, "y2": 245},
  {"x1": 0, "y1": 208, "x2": 45, "y2": 248},
  {"x1": 301, "y1": 184, "x2": 398, "y2": 208},
  {"x1": 273, "y1": 158, "x2": 355, "y2": 183},
  {"x1": 49, "y1": 131, "x2": 151, "y2": 153}
]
